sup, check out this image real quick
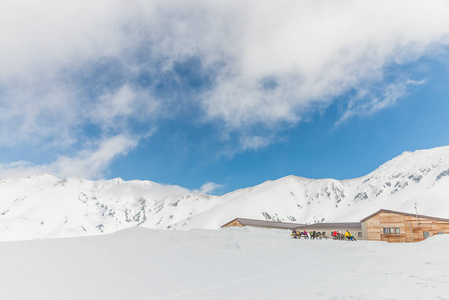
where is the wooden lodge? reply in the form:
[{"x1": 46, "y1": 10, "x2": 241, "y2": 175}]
[
  {"x1": 221, "y1": 209, "x2": 449, "y2": 243},
  {"x1": 361, "y1": 209, "x2": 449, "y2": 243}
]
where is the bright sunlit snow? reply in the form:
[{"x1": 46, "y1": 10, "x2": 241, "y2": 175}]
[{"x1": 0, "y1": 227, "x2": 448, "y2": 300}]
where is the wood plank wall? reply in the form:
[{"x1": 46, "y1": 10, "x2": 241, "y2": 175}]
[{"x1": 364, "y1": 212, "x2": 449, "y2": 243}]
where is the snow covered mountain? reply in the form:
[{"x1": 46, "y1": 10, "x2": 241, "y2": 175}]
[
  {"x1": 0, "y1": 175, "x2": 190, "y2": 241},
  {"x1": 167, "y1": 145, "x2": 449, "y2": 230},
  {"x1": 1, "y1": 145, "x2": 449, "y2": 241}
]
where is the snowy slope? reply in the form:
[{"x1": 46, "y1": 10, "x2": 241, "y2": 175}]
[
  {"x1": 0, "y1": 227, "x2": 448, "y2": 300},
  {"x1": 1, "y1": 145, "x2": 449, "y2": 240}
]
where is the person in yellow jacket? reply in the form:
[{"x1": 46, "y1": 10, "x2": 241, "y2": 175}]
[{"x1": 345, "y1": 230, "x2": 352, "y2": 241}]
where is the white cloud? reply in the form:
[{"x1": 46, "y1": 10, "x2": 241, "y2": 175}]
[
  {"x1": 0, "y1": 135, "x2": 138, "y2": 179},
  {"x1": 0, "y1": 86, "x2": 78, "y2": 147},
  {"x1": 335, "y1": 78, "x2": 427, "y2": 125},
  {"x1": 406, "y1": 79, "x2": 426, "y2": 86},
  {"x1": 0, "y1": 0, "x2": 448, "y2": 170},
  {"x1": 86, "y1": 84, "x2": 160, "y2": 132},
  {"x1": 0, "y1": 0, "x2": 124, "y2": 82},
  {"x1": 199, "y1": 0, "x2": 449, "y2": 132},
  {"x1": 0, "y1": 161, "x2": 44, "y2": 179},
  {"x1": 240, "y1": 135, "x2": 274, "y2": 152},
  {"x1": 49, "y1": 134, "x2": 139, "y2": 179},
  {"x1": 195, "y1": 182, "x2": 223, "y2": 195}
]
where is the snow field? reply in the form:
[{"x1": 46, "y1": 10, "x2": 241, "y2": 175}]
[{"x1": 0, "y1": 227, "x2": 448, "y2": 300}]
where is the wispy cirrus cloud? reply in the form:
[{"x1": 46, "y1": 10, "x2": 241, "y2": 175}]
[
  {"x1": 335, "y1": 77, "x2": 429, "y2": 125},
  {"x1": 336, "y1": 81, "x2": 409, "y2": 126}
]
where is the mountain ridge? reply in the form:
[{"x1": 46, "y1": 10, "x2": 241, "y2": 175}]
[{"x1": 0, "y1": 145, "x2": 448, "y2": 241}]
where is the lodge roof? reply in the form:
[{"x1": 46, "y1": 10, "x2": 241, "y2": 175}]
[
  {"x1": 294, "y1": 222, "x2": 361, "y2": 230},
  {"x1": 221, "y1": 218, "x2": 304, "y2": 229},
  {"x1": 360, "y1": 209, "x2": 449, "y2": 223},
  {"x1": 221, "y1": 218, "x2": 361, "y2": 230}
]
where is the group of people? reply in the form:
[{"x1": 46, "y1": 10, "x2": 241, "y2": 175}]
[
  {"x1": 332, "y1": 230, "x2": 357, "y2": 241},
  {"x1": 291, "y1": 229, "x2": 357, "y2": 241},
  {"x1": 290, "y1": 229, "x2": 325, "y2": 239}
]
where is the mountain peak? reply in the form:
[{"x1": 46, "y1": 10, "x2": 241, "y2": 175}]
[{"x1": 1, "y1": 145, "x2": 449, "y2": 241}]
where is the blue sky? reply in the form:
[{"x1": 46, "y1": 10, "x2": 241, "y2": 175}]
[{"x1": 0, "y1": 0, "x2": 449, "y2": 194}]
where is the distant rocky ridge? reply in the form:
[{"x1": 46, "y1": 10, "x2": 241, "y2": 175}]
[{"x1": 1, "y1": 146, "x2": 449, "y2": 241}]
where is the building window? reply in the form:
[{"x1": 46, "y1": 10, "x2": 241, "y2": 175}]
[
  {"x1": 383, "y1": 227, "x2": 400, "y2": 234},
  {"x1": 358, "y1": 232, "x2": 362, "y2": 237},
  {"x1": 423, "y1": 231, "x2": 430, "y2": 238},
  {"x1": 437, "y1": 232, "x2": 444, "y2": 235}
]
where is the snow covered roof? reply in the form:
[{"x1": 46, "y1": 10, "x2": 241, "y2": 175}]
[
  {"x1": 360, "y1": 209, "x2": 449, "y2": 223},
  {"x1": 221, "y1": 218, "x2": 304, "y2": 229}
]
